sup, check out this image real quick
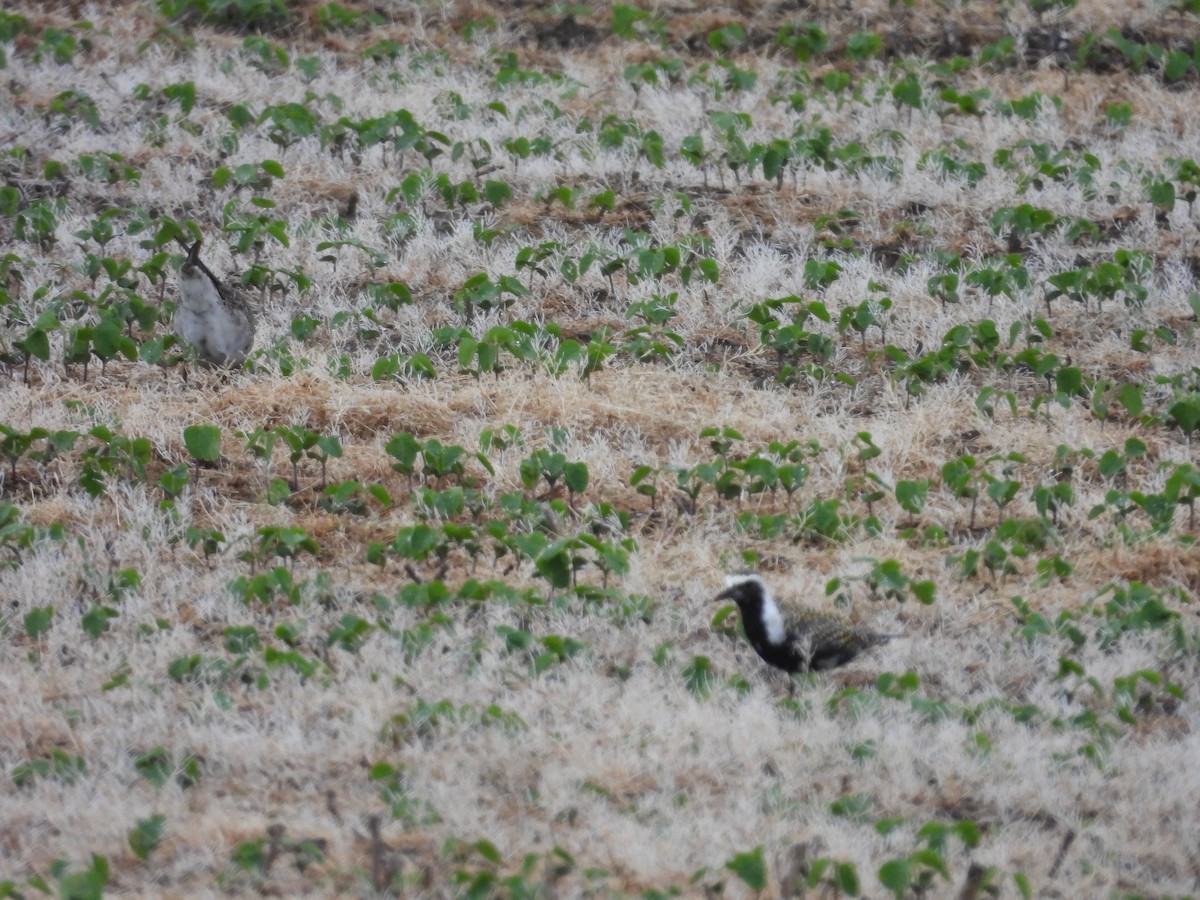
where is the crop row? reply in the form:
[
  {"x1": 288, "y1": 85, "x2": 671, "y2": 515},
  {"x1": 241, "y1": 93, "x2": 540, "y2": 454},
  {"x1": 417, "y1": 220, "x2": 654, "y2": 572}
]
[
  {"x1": 5, "y1": 418, "x2": 1198, "y2": 594},
  {"x1": 7, "y1": 5, "x2": 1200, "y2": 79},
  {"x1": 8, "y1": 82, "x2": 1200, "y2": 216}
]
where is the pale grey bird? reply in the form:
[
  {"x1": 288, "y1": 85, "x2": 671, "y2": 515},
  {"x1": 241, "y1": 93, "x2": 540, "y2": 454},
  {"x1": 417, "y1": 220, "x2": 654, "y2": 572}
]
[{"x1": 175, "y1": 238, "x2": 256, "y2": 367}]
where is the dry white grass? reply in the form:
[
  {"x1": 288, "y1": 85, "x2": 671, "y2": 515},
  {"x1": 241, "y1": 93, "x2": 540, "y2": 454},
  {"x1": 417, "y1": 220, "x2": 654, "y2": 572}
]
[{"x1": 1, "y1": 1, "x2": 1199, "y2": 896}]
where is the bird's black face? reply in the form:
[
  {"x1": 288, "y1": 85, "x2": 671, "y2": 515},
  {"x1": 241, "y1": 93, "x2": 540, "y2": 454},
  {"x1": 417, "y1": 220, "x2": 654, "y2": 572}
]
[
  {"x1": 714, "y1": 578, "x2": 764, "y2": 618},
  {"x1": 714, "y1": 585, "x2": 739, "y2": 611}
]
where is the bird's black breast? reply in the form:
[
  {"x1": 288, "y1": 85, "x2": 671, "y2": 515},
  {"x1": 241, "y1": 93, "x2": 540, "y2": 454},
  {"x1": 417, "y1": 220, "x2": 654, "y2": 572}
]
[
  {"x1": 739, "y1": 616, "x2": 805, "y2": 673},
  {"x1": 742, "y1": 615, "x2": 866, "y2": 673}
]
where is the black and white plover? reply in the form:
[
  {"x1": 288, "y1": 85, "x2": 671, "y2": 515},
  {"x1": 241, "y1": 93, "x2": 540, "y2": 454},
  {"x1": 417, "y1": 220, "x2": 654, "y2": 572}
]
[{"x1": 714, "y1": 573, "x2": 894, "y2": 673}]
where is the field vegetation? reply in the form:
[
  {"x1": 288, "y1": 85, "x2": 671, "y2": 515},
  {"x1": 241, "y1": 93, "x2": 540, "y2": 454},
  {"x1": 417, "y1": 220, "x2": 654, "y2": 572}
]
[{"x1": 2, "y1": 0, "x2": 1199, "y2": 896}]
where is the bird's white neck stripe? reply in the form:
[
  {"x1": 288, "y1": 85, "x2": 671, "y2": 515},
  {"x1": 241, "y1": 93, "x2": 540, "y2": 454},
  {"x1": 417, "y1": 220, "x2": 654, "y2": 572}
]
[{"x1": 759, "y1": 587, "x2": 786, "y2": 644}]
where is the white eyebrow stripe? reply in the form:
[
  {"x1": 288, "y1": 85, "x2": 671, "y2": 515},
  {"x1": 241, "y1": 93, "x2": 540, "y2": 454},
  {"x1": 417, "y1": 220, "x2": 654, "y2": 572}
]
[{"x1": 724, "y1": 573, "x2": 761, "y2": 589}]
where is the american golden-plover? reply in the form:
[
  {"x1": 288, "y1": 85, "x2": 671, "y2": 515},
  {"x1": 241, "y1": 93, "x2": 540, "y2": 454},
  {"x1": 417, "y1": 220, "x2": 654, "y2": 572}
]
[{"x1": 714, "y1": 574, "x2": 895, "y2": 673}]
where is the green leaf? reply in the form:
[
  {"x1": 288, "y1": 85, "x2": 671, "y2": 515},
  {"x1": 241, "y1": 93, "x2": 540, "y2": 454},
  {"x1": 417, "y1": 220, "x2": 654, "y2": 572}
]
[
  {"x1": 1116, "y1": 383, "x2": 1143, "y2": 418},
  {"x1": 223, "y1": 625, "x2": 261, "y2": 654},
  {"x1": 563, "y1": 461, "x2": 589, "y2": 495},
  {"x1": 484, "y1": 179, "x2": 511, "y2": 207},
  {"x1": 133, "y1": 747, "x2": 173, "y2": 788},
  {"x1": 163, "y1": 80, "x2": 196, "y2": 115},
  {"x1": 895, "y1": 479, "x2": 928, "y2": 514},
  {"x1": 911, "y1": 580, "x2": 937, "y2": 605},
  {"x1": 17, "y1": 329, "x2": 51, "y2": 361},
  {"x1": 834, "y1": 861, "x2": 861, "y2": 894},
  {"x1": 891, "y1": 72, "x2": 923, "y2": 110},
  {"x1": 52, "y1": 854, "x2": 109, "y2": 900},
  {"x1": 953, "y1": 819, "x2": 981, "y2": 848},
  {"x1": 392, "y1": 524, "x2": 440, "y2": 560},
  {"x1": 81, "y1": 605, "x2": 119, "y2": 639},
  {"x1": 1055, "y1": 366, "x2": 1082, "y2": 396},
  {"x1": 128, "y1": 815, "x2": 166, "y2": 861},
  {"x1": 724, "y1": 845, "x2": 766, "y2": 891},
  {"x1": 167, "y1": 654, "x2": 202, "y2": 681},
  {"x1": 475, "y1": 839, "x2": 503, "y2": 864},
  {"x1": 183, "y1": 424, "x2": 221, "y2": 462},
  {"x1": 682, "y1": 655, "x2": 715, "y2": 699},
  {"x1": 266, "y1": 477, "x2": 291, "y2": 505},
  {"x1": 878, "y1": 858, "x2": 911, "y2": 896},
  {"x1": 1013, "y1": 871, "x2": 1033, "y2": 899},
  {"x1": 534, "y1": 541, "x2": 572, "y2": 589},
  {"x1": 1168, "y1": 397, "x2": 1200, "y2": 436},
  {"x1": 24, "y1": 605, "x2": 54, "y2": 640},
  {"x1": 316, "y1": 434, "x2": 343, "y2": 459}
]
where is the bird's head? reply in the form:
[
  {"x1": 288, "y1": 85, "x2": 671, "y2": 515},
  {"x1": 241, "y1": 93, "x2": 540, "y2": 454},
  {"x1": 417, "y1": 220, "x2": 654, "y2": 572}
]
[
  {"x1": 714, "y1": 573, "x2": 769, "y2": 613},
  {"x1": 180, "y1": 237, "x2": 223, "y2": 292},
  {"x1": 715, "y1": 573, "x2": 789, "y2": 646},
  {"x1": 183, "y1": 238, "x2": 204, "y2": 273}
]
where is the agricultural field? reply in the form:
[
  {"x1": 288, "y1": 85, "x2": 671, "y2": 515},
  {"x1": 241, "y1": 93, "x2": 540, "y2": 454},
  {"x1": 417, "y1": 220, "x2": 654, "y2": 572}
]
[{"x1": 3, "y1": 0, "x2": 1200, "y2": 896}]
